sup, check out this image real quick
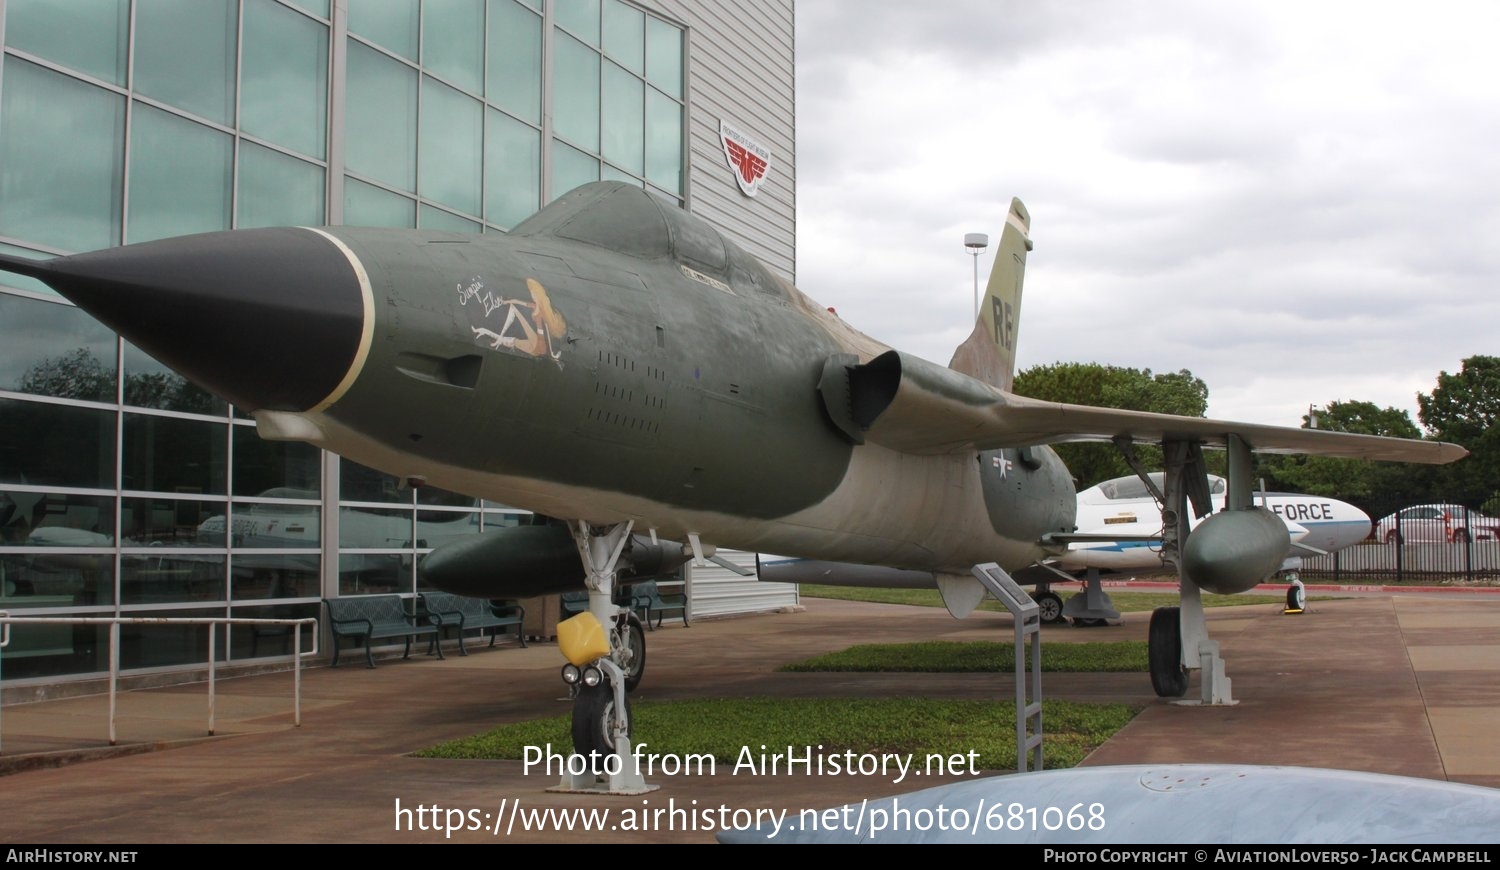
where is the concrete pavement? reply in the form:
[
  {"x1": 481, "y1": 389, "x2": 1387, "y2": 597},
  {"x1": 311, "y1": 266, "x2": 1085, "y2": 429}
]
[{"x1": 0, "y1": 592, "x2": 1496, "y2": 843}]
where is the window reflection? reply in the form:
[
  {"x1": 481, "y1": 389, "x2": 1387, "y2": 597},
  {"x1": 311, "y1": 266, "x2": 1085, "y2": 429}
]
[
  {"x1": 0, "y1": 58, "x2": 125, "y2": 252},
  {"x1": 1, "y1": 490, "x2": 114, "y2": 547},
  {"x1": 0, "y1": 399, "x2": 116, "y2": 489},
  {"x1": 0, "y1": 295, "x2": 116, "y2": 400}
]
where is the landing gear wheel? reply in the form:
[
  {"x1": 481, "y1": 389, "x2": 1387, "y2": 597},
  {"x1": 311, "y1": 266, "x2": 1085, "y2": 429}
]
[
  {"x1": 1073, "y1": 617, "x2": 1109, "y2": 628},
  {"x1": 618, "y1": 615, "x2": 646, "y2": 693},
  {"x1": 1148, "y1": 606, "x2": 1188, "y2": 698},
  {"x1": 571, "y1": 682, "x2": 631, "y2": 772},
  {"x1": 1285, "y1": 584, "x2": 1305, "y2": 612},
  {"x1": 1034, "y1": 591, "x2": 1065, "y2": 624}
]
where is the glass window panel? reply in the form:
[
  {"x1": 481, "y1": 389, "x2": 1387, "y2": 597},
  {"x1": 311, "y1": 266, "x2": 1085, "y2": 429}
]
[
  {"x1": 339, "y1": 553, "x2": 411, "y2": 596},
  {"x1": 418, "y1": 78, "x2": 482, "y2": 215},
  {"x1": 232, "y1": 425, "x2": 321, "y2": 497},
  {"x1": 286, "y1": 0, "x2": 330, "y2": 18},
  {"x1": 349, "y1": 0, "x2": 420, "y2": 61},
  {"x1": 481, "y1": 510, "x2": 526, "y2": 530},
  {"x1": 5, "y1": 0, "x2": 128, "y2": 85},
  {"x1": 417, "y1": 485, "x2": 479, "y2": 509},
  {"x1": 122, "y1": 496, "x2": 224, "y2": 545},
  {"x1": 484, "y1": 109, "x2": 540, "y2": 228},
  {"x1": 602, "y1": 0, "x2": 645, "y2": 74},
  {"x1": 0, "y1": 58, "x2": 125, "y2": 252},
  {"x1": 228, "y1": 600, "x2": 320, "y2": 660},
  {"x1": 486, "y1": 0, "x2": 542, "y2": 124},
  {"x1": 0, "y1": 399, "x2": 115, "y2": 489},
  {"x1": 115, "y1": 607, "x2": 226, "y2": 667},
  {"x1": 122, "y1": 413, "x2": 228, "y2": 495},
  {"x1": 555, "y1": 0, "x2": 600, "y2": 45},
  {"x1": 602, "y1": 62, "x2": 644, "y2": 175},
  {"x1": 553, "y1": 34, "x2": 600, "y2": 152},
  {"x1": 133, "y1": 0, "x2": 237, "y2": 124},
  {"x1": 645, "y1": 89, "x2": 682, "y2": 194},
  {"x1": 0, "y1": 294, "x2": 116, "y2": 400},
  {"x1": 601, "y1": 164, "x2": 640, "y2": 186},
  {"x1": 551, "y1": 141, "x2": 599, "y2": 200},
  {"x1": 230, "y1": 502, "x2": 321, "y2": 548},
  {"x1": 123, "y1": 339, "x2": 226, "y2": 415},
  {"x1": 344, "y1": 178, "x2": 416, "y2": 228},
  {"x1": 340, "y1": 506, "x2": 414, "y2": 549},
  {"x1": 413, "y1": 508, "x2": 480, "y2": 548},
  {"x1": 1, "y1": 490, "x2": 114, "y2": 548},
  {"x1": 346, "y1": 42, "x2": 418, "y2": 191},
  {"x1": 419, "y1": 205, "x2": 482, "y2": 234},
  {"x1": 422, "y1": 0, "x2": 484, "y2": 93},
  {"x1": 645, "y1": 17, "x2": 683, "y2": 99},
  {"x1": 2, "y1": 553, "x2": 115, "y2": 609},
  {"x1": 237, "y1": 142, "x2": 325, "y2": 229},
  {"x1": 127, "y1": 104, "x2": 233, "y2": 244},
  {"x1": 339, "y1": 458, "x2": 411, "y2": 505},
  {"x1": 242, "y1": 0, "x2": 330, "y2": 159},
  {"x1": 121, "y1": 559, "x2": 225, "y2": 605},
  {"x1": 0, "y1": 245, "x2": 55, "y2": 296}
]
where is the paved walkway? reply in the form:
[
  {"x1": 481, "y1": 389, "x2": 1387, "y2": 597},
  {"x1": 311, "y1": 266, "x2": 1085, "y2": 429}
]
[{"x1": 0, "y1": 593, "x2": 1496, "y2": 843}]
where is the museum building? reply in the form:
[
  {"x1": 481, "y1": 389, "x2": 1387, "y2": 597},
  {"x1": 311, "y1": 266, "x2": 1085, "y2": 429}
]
[{"x1": 0, "y1": 0, "x2": 796, "y2": 689}]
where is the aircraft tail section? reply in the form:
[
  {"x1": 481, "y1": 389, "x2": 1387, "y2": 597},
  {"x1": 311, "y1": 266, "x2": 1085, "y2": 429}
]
[{"x1": 948, "y1": 197, "x2": 1032, "y2": 392}]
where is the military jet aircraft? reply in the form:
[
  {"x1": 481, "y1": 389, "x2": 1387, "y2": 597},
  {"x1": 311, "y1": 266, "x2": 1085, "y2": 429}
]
[{"x1": 0, "y1": 182, "x2": 1464, "y2": 789}]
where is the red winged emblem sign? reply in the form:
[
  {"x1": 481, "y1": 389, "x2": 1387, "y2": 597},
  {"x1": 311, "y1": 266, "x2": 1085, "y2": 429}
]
[{"x1": 719, "y1": 119, "x2": 772, "y2": 197}]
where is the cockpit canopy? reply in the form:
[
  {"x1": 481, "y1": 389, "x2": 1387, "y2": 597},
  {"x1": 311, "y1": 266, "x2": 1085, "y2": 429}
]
[
  {"x1": 1085, "y1": 472, "x2": 1227, "y2": 503},
  {"x1": 510, "y1": 181, "x2": 783, "y2": 299}
]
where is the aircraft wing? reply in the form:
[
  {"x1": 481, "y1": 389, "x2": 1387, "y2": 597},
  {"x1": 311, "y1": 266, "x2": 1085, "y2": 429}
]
[{"x1": 842, "y1": 350, "x2": 1467, "y2": 463}]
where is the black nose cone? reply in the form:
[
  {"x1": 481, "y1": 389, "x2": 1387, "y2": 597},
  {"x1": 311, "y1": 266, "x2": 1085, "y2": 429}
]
[{"x1": 26, "y1": 227, "x2": 367, "y2": 413}]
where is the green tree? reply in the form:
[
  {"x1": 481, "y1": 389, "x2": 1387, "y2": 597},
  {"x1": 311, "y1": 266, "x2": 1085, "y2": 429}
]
[
  {"x1": 1012, "y1": 362, "x2": 1209, "y2": 488},
  {"x1": 1417, "y1": 356, "x2": 1500, "y2": 511}
]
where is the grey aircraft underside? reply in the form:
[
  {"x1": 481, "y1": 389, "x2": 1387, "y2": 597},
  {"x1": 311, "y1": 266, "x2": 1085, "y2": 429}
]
[{"x1": 0, "y1": 182, "x2": 1465, "y2": 792}]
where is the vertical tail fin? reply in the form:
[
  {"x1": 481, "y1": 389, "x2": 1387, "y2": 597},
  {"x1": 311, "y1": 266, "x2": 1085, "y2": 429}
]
[{"x1": 947, "y1": 197, "x2": 1032, "y2": 391}]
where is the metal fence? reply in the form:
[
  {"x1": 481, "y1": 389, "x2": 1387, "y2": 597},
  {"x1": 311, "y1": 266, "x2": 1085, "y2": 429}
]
[
  {"x1": 0, "y1": 615, "x2": 318, "y2": 750},
  {"x1": 1300, "y1": 505, "x2": 1500, "y2": 582}
]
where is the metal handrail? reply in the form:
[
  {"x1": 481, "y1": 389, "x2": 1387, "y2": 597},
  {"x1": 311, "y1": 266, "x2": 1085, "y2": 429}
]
[{"x1": 0, "y1": 615, "x2": 319, "y2": 750}]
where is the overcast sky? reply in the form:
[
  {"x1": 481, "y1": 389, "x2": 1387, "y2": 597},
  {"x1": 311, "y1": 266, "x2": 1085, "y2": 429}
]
[{"x1": 793, "y1": 0, "x2": 1499, "y2": 428}]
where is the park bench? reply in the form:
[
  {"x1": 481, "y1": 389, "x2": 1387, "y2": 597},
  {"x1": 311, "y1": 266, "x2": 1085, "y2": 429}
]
[
  {"x1": 419, "y1": 592, "x2": 526, "y2": 655},
  {"x1": 323, "y1": 595, "x2": 442, "y2": 668},
  {"x1": 633, "y1": 580, "x2": 689, "y2": 630}
]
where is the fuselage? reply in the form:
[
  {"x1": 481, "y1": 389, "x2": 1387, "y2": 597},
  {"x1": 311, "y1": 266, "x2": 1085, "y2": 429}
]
[
  {"x1": 1057, "y1": 473, "x2": 1372, "y2": 574},
  {"x1": 246, "y1": 184, "x2": 1076, "y2": 573}
]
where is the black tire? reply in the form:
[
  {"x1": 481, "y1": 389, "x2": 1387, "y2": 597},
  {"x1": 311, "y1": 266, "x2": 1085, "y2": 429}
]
[
  {"x1": 619, "y1": 615, "x2": 646, "y2": 693},
  {"x1": 1074, "y1": 617, "x2": 1109, "y2": 628},
  {"x1": 1034, "y1": 591, "x2": 1065, "y2": 624},
  {"x1": 1453, "y1": 528, "x2": 1470, "y2": 544},
  {"x1": 1385, "y1": 530, "x2": 1402, "y2": 545},
  {"x1": 1148, "y1": 606, "x2": 1188, "y2": 698},
  {"x1": 1285, "y1": 584, "x2": 1305, "y2": 612},
  {"x1": 571, "y1": 682, "x2": 631, "y2": 772}
]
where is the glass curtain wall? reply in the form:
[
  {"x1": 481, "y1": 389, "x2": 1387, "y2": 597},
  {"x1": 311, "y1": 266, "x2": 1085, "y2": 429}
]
[{"x1": 0, "y1": 0, "x2": 686, "y2": 683}]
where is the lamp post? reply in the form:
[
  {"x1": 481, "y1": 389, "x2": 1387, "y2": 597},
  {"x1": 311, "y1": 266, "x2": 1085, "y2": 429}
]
[{"x1": 964, "y1": 232, "x2": 988, "y2": 321}]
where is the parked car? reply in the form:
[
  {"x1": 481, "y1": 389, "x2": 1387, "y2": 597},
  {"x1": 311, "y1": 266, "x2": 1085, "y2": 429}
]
[{"x1": 1373, "y1": 504, "x2": 1500, "y2": 544}]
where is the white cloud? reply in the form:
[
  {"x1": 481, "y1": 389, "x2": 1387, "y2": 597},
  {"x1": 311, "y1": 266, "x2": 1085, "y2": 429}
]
[{"x1": 795, "y1": 0, "x2": 1500, "y2": 428}]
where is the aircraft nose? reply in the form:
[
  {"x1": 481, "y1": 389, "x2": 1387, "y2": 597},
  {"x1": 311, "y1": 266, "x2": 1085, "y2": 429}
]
[{"x1": 25, "y1": 227, "x2": 367, "y2": 413}]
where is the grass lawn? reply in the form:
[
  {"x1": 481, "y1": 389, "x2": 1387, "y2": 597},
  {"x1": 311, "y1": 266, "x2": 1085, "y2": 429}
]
[
  {"x1": 417, "y1": 696, "x2": 1139, "y2": 771},
  {"x1": 780, "y1": 640, "x2": 1148, "y2": 673},
  {"x1": 798, "y1": 583, "x2": 1292, "y2": 613}
]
